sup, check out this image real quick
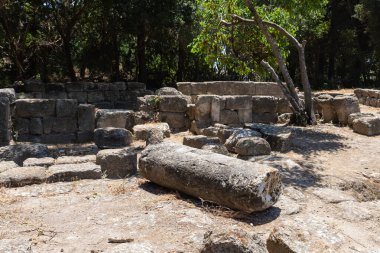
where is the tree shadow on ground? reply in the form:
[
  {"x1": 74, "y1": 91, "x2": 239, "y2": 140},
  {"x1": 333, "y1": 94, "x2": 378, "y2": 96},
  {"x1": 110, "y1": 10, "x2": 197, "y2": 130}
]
[
  {"x1": 289, "y1": 127, "x2": 348, "y2": 159},
  {"x1": 259, "y1": 155, "x2": 323, "y2": 188},
  {"x1": 139, "y1": 181, "x2": 281, "y2": 226}
]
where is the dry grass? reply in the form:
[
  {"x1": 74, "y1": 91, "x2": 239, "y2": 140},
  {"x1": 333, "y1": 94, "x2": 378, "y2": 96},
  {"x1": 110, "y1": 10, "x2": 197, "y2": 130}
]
[
  {"x1": 0, "y1": 187, "x2": 20, "y2": 205},
  {"x1": 340, "y1": 179, "x2": 380, "y2": 201}
]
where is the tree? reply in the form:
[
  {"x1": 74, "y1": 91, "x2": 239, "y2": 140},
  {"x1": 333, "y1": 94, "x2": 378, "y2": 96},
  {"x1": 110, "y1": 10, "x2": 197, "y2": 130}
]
[{"x1": 192, "y1": 0, "x2": 329, "y2": 124}]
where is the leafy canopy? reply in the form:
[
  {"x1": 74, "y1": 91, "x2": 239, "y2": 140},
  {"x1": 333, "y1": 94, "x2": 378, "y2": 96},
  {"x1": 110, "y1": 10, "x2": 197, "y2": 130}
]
[{"x1": 191, "y1": 0, "x2": 329, "y2": 79}]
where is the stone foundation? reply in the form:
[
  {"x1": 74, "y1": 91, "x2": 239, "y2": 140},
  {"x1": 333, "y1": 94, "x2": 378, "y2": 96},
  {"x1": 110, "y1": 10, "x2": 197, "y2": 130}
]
[{"x1": 354, "y1": 89, "x2": 380, "y2": 108}]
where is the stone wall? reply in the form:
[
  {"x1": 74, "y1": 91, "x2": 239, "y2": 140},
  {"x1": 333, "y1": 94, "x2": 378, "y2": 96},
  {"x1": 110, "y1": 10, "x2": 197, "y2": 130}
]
[
  {"x1": 189, "y1": 95, "x2": 280, "y2": 131},
  {"x1": 354, "y1": 89, "x2": 380, "y2": 108},
  {"x1": 17, "y1": 81, "x2": 153, "y2": 109},
  {"x1": 13, "y1": 99, "x2": 95, "y2": 143},
  {"x1": 177, "y1": 81, "x2": 285, "y2": 100},
  {"x1": 0, "y1": 88, "x2": 16, "y2": 146}
]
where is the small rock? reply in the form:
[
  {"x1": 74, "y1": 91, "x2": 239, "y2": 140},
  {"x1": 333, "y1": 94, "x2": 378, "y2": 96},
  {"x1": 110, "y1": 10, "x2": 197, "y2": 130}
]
[
  {"x1": 201, "y1": 144, "x2": 230, "y2": 156},
  {"x1": 146, "y1": 128, "x2": 164, "y2": 145},
  {"x1": 183, "y1": 135, "x2": 220, "y2": 149},
  {"x1": 47, "y1": 162, "x2": 101, "y2": 182},
  {"x1": 0, "y1": 143, "x2": 50, "y2": 165},
  {"x1": 234, "y1": 137, "x2": 271, "y2": 156},
  {"x1": 224, "y1": 129, "x2": 262, "y2": 152},
  {"x1": 96, "y1": 148, "x2": 137, "y2": 178},
  {"x1": 267, "y1": 216, "x2": 346, "y2": 253},
  {"x1": 201, "y1": 230, "x2": 266, "y2": 253},
  {"x1": 94, "y1": 128, "x2": 133, "y2": 149},
  {"x1": 55, "y1": 155, "x2": 96, "y2": 165},
  {"x1": 0, "y1": 166, "x2": 47, "y2": 187},
  {"x1": 23, "y1": 157, "x2": 55, "y2": 167},
  {"x1": 133, "y1": 123, "x2": 171, "y2": 140}
]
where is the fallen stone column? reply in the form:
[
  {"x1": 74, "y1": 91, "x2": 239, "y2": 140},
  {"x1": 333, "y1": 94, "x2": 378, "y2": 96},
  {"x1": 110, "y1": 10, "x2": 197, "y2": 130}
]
[{"x1": 139, "y1": 142, "x2": 282, "y2": 213}]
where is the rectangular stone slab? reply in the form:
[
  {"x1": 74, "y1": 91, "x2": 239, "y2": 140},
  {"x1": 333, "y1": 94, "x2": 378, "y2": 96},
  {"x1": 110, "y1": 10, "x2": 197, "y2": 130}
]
[
  {"x1": 47, "y1": 162, "x2": 101, "y2": 182},
  {"x1": 139, "y1": 142, "x2": 282, "y2": 213}
]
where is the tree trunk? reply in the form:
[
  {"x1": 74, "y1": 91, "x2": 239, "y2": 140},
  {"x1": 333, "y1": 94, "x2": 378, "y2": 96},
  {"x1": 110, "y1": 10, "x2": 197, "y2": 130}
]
[
  {"x1": 137, "y1": 24, "x2": 147, "y2": 84},
  {"x1": 242, "y1": 1, "x2": 316, "y2": 124},
  {"x1": 298, "y1": 43, "x2": 317, "y2": 124},
  {"x1": 177, "y1": 30, "x2": 186, "y2": 82},
  {"x1": 62, "y1": 36, "x2": 77, "y2": 81},
  {"x1": 243, "y1": 0, "x2": 300, "y2": 104},
  {"x1": 111, "y1": 32, "x2": 120, "y2": 81}
]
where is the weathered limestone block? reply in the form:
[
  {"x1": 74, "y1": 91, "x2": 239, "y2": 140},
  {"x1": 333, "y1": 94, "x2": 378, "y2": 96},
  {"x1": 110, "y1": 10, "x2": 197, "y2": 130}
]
[
  {"x1": 50, "y1": 117, "x2": 77, "y2": 133},
  {"x1": 155, "y1": 87, "x2": 183, "y2": 96},
  {"x1": 177, "y1": 82, "x2": 191, "y2": 95},
  {"x1": 248, "y1": 123, "x2": 294, "y2": 152},
  {"x1": 65, "y1": 82, "x2": 84, "y2": 92},
  {"x1": 0, "y1": 88, "x2": 16, "y2": 104},
  {"x1": 109, "y1": 82, "x2": 127, "y2": 91},
  {"x1": 47, "y1": 162, "x2": 101, "y2": 182},
  {"x1": 127, "y1": 82, "x2": 146, "y2": 90},
  {"x1": 238, "y1": 109, "x2": 253, "y2": 123},
  {"x1": 133, "y1": 123, "x2": 170, "y2": 140},
  {"x1": 15, "y1": 99, "x2": 56, "y2": 118},
  {"x1": 225, "y1": 96, "x2": 253, "y2": 109},
  {"x1": 78, "y1": 104, "x2": 95, "y2": 131},
  {"x1": 159, "y1": 95, "x2": 188, "y2": 112},
  {"x1": 267, "y1": 216, "x2": 347, "y2": 253},
  {"x1": 195, "y1": 95, "x2": 216, "y2": 125},
  {"x1": 104, "y1": 91, "x2": 120, "y2": 102},
  {"x1": 94, "y1": 128, "x2": 133, "y2": 148},
  {"x1": 23, "y1": 80, "x2": 45, "y2": 92},
  {"x1": 217, "y1": 126, "x2": 241, "y2": 144},
  {"x1": 0, "y1": 97, "x2": 11, "y2": 145},
  {"x1": 96, "y1": 148, "x2": 137, "y2": 178},
  {"x1": 87, "y1": 91, "x2": 104, "y2": 103},
  {"x1": 252, "y1": 96, "x2": 278, "y2": 113},
  {"x1": 255, "y1": 82, "x2": 284, "y2": 97},
  {"x1": 45, "y1": 91, "x2": 68, "y2": 99},
  {"x1": 252, "y1": 113, "x2": 278, "y2": 124},
  {"x1": 235, "y1": 137, "x2": 271, "y2": 156},
  {"x1": 332, "y1": 95, "x2": 360, "y2": 125},
  {"x1": 139, "y1": 142, "x2": 282, "y2": 213},
  {"x1": 219, "y1": 109, "x2": 240, "y2": 125},
  {"x1": 277, "y1": 98, "x2": 293, "y2": 114},
  {"x1": 224, "y1": 129, "x2": 262, "y2": 152},
  {"x1": 56, "y1": 99, "x2": 78, "y2": 118},
  {"x1": 96, "y1": 109, "x2": 134, "y2": 129},
  {"x1": 187, "y1": 104, "x2": 196, "y2": 121},
  {"x1": 201, "y1": 230, "x2": 266, "y2": 253},
  {"x1": 352, "y1": 116, "x2": 380, "y2": 136},
  {"x1": 347, "y1": 112, "x2": 374, "y2": 127},
  {"x1": 159, "y1": 112, "x2": 189, "y2": 129},
  {"x1": 68, "y1": 91, "x2": 87, "y2": 103},
  {"x1": 200, "y1": 126, "x2": 219, "y2": 137},
  {"x1": 315, "y1": 94, "x2": 335, "y2": 123},
  {"x1": 211, "y1": 96, "x2": 225, "y2": 122},
  {"x1": 23, "y1": 157, "x2": 55, "y2": 167},
  {"x1": 183, "y1": 135, "x2": 220, "y2": 149},
  {"x1": 0, "y1": 161, "x2": 19, "y2": 173},
  {"x1": 29, "y1": 118, "x2": 43, "y2": 135},
  {"x1": 146, "y1": 128, "x2": 164, "y2": 145},
  {"x1": 0, "y1": 143, "x2": 50, "y2": 165},
  {"x1": 201, "y1": 144, "x2": 230, "y2": 156},
  {"x1": 55, "y1": 155, "x2": 96, "y2": 165},
  {"x1": 0, "y1": 166, "x2": 47, "y2": 187}
]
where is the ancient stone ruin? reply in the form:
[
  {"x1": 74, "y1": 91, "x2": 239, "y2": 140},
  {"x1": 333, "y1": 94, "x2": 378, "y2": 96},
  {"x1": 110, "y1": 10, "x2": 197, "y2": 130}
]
[{"x1": 0, "y1": 81, "x2": 379, "y2": 252}]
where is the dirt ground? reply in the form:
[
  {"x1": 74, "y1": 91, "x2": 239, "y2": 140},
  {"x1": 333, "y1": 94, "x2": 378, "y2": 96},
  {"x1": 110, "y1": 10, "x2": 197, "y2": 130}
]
[{"x1": 0, "y1": 105, "x2": 379, "y2": 252}]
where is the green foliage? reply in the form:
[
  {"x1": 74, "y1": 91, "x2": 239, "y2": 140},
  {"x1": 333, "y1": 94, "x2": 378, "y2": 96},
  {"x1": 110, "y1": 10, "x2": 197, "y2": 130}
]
[{"x1": 191, "y1": 0, "x2": 329, "y2": 79}]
